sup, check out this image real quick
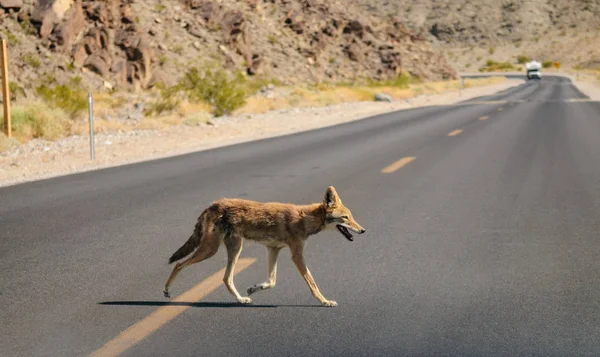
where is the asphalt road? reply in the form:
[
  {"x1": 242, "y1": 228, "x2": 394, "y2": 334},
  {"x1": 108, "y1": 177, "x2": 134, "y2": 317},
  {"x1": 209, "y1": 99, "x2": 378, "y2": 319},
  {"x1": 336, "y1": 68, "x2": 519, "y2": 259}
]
[{"x1": 2, "y1": 75, "x2": 600, "y2": 357}]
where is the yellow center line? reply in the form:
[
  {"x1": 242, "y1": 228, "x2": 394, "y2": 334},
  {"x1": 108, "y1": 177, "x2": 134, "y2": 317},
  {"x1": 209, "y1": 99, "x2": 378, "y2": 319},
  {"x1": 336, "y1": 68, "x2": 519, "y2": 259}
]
[
  {"x1": 381, "y1": 156, "x2": 415, "y2": 173},
  {"x1": 88, "y1": 258, "x2": 256, "y2": 357},
  {"x1": 447, "y1": 129, "x2": 463, "y2": 137},
  {"x1": 479, "y1": 116, "x2": 489, "y2": 120}
]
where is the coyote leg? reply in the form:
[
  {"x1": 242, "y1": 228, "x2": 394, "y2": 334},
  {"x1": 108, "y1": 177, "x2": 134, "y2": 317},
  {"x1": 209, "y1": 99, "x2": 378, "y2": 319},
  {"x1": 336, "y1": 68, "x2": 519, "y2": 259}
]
[
  {"x1": 163, "y1": 234, "x2": 220, "y2": 298},
  {"x1": 290, "y1": 242, "x2": 337, "y2": 307},
  {"x1": 247, "y1": 246, "x2": 282, "y2": 296},
  {"x1": 223, "y1": 234, "x2": 252, "y2": 304}
]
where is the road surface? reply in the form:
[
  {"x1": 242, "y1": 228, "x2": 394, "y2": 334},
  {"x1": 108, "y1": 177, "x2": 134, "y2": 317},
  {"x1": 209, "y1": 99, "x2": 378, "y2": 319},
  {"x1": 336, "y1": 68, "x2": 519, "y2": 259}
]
[{"x1": 2, "y1": 76, "x2": 600, "y2": 357}]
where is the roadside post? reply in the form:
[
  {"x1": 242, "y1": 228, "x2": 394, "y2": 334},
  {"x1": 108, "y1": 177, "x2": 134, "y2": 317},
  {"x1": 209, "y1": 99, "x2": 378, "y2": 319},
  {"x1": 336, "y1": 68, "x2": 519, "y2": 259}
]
[
  {"x1": 88, "y1": 93, "x2": 95, "y2": 160},
  {"x1": 0, "y1": 38, "x2": 11, "y2": 137}
]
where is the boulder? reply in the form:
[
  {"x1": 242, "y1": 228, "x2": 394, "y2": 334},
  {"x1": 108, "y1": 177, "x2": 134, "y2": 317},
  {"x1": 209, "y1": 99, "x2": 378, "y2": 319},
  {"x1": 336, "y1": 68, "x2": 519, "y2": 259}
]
[
  {"x1": 344, "y1": 43, "x2": 362, "y2": 62},
  {"x1": 52, "y1": 1, "x2": 86, "y2": 51},
  {"x1": 343, "y1": 20, "x2": 364, "y2": 36},
  {"x1": 84, "y1": 51, "x2": 110, "y2": 77},
  {"x1": 110, "y1": 58, "x2": 128, "y2": 87},
  {"x1": 72, "y1": 43, "x2": 87, "y2": 67},
  {"x1": 374, "y1": 93, "x2": 392, "y2": 102},
  {"x1": 222, "y1": 10, "x2": 244, "y2": 43}
]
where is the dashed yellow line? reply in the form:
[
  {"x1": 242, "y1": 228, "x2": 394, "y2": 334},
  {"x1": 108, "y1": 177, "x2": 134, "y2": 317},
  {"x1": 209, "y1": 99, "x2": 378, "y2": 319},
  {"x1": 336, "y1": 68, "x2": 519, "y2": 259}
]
[
  {"x1": 479, "y1": 116, "x2": 489, "y2": 121},
  {"x1": 447, "y1": 129, "x2": 463, "y2": 137},
  {"x1": 381, "y1": 157, "x2": 416, "y2": 173},
  {"x1": 88, "y1": 258, "x2": 256, "y2": 357}
]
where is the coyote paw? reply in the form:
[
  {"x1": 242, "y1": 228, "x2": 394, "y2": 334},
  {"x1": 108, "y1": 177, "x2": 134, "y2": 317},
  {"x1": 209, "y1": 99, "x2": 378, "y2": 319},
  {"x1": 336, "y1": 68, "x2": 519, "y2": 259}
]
[
  {"x1": 163, "y1": 290, "x2": 170, "y2": 299},
  {"x1": 247, "y1": 285, "x2": 259, "y2": 296},
  {"x1": 321, "y1": 300, "x2": 338, "y2": 307},
  {"x1": 237, "y1": 297, "x2": 253, "y2": 304}
]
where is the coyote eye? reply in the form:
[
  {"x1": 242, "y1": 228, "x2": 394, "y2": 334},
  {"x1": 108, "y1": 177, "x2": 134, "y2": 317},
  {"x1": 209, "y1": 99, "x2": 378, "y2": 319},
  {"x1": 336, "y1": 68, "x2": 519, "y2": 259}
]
[{"x1": 341, "y1": 215, "x2": 349, "y2": 219}]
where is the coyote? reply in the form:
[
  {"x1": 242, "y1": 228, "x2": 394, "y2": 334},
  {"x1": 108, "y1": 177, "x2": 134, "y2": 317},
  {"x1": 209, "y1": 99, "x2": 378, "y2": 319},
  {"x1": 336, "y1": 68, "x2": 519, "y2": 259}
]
[{"x1": 163, "y1": 186, "x2": 366, "y2": 307}]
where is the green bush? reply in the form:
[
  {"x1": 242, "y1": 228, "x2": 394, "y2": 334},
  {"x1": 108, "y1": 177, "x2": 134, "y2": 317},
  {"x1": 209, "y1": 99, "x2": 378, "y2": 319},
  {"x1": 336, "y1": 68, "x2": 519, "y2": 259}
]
[
  {"x1": 36, "y1": 78, "x2": 87, "y2": 119},
  {"x1": 179, "y1": 67, "x2": 247, "y2": 117},
  {"x1": 366, "y1": 73, "x2": 413, "y2": 88},
  {"x1": 21, "y1": 53, "x2": 41, "y2": 68},
  {"x1": 516, "y1": 55, "x2": 530, "y2": 64},
  {"x1": 3, "y1": 30, "x2": 19, "y2": 46},
  {"x1": 144, "y1": 83, "x2": 182, "y2": 116},
  {"x1": 542, "y1": 61, "x2": 553, "y2": 68},
  {"x1": 1, "y1": 102, "x2": 68, "y2": 141},
  {"x1": 479, "y1": 59, "x2": 516, "y2": 72}
]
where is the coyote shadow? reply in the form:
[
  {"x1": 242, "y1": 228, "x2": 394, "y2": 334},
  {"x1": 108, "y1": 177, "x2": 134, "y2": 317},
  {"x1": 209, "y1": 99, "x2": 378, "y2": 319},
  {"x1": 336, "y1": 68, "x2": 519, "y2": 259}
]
[{"x1": 98, "y1": 301, "x2": 321, "y2": 308}]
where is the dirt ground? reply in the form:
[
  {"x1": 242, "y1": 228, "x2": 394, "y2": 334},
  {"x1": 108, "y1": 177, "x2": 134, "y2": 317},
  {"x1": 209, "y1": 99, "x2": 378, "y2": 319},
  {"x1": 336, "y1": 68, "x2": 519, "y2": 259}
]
[{"x1": 2, "y1": 76, "x2": 589, "y2": 188}]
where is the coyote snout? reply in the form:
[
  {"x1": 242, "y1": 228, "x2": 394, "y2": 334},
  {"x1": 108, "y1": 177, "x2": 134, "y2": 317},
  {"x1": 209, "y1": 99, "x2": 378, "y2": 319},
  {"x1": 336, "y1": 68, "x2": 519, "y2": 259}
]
[{"x1": 163, "y1": 186, "x2": 366, "y2": 307}]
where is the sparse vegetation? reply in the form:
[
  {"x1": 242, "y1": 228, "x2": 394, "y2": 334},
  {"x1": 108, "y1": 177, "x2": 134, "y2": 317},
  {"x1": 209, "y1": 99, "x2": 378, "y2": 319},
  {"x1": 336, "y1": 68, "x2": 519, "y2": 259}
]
[
  {"x1": 3, "y1": 30, "x2": 19, "y2": 46},
  {"x1": 158, "y1": 54, "x2": 168, "y2": 67},
  {"x1": 542, "y1": 61, "x2": 553, "y2": 68},
  {"x1": 0, "y1": 102, "x2": 69, "y2": 142},
  {"x1": 22, "y1": 53, "x2": 41, "y2": 69},
  {"x1": 179, "y1": 67, "x2": 248, "y2": 117},
  {"x1": 147, "y1": 66, "x2": 249, "y2": 117},
  {"x1": 516, "y1": 55, "x2": 530, "y2": 64},
  {"x1": 144, "y1": 83, "x2": 182, "y2": 116},
  {"x1": 173, "y1": 45, "x2": 184, "y2": 55},
  {"x1": 479, "y1": 59, "x2": 516, "y2": 72},
  {"x1": 366, "y1": 73, "x2": 413, "y2": 88},
  {"x1": 36, "y1": 77, "x2": 87, "y2": 119},
  {"x1": 488, "y1": 47, "x2": 495, "y2": 55},
  {"x1": 9, "y1": 82, "x2": 25, "y2": 101},
  {"x1": 268, "y1": 35, "x2": 278, "y2": 44}
]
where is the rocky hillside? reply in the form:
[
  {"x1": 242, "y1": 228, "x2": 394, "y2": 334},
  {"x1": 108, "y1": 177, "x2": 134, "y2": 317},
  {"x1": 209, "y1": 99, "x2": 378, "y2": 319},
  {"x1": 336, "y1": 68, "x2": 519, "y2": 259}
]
[
  {"x1": 356, "y1": 0, "x2": 600, "y2": 46},
  {"x1": 354, "y1": 0, "x2": 600, "y2": 70},
  {"x1": 0, "y1": 0, "x2": 458, "y2": 98}
]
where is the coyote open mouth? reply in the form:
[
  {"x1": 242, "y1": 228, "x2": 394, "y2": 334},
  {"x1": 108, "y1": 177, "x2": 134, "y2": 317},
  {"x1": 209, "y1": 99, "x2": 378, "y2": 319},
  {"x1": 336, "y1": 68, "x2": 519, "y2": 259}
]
[{"x1": 337, "y1": 225, "x2": 353, "y2": 241}]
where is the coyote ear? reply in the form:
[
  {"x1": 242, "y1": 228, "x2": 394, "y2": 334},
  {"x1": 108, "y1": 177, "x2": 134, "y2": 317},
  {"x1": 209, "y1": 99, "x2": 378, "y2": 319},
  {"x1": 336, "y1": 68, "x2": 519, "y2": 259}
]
[{"x1": 323, "y1": 186, "x2": 340, "y2": 207}]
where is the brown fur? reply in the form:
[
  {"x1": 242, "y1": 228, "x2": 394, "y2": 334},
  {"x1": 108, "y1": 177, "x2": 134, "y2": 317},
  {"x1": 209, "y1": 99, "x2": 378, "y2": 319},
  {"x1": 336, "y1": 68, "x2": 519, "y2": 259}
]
[{"x1": 163, "y1": 186, "x2": 365, "y2": 307}]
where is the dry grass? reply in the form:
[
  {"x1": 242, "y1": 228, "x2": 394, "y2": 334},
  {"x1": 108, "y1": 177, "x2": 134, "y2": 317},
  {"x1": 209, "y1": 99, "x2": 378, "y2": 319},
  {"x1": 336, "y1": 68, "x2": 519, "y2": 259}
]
[
  {"x1": 0, "y1": 102, "x2": 70, "y2": 142},
  {"x1": 235, "y1": 76, "x2": 506, "y2": 115},
  {"x1": 1, "y1": 76, "x2": 506, "y2": 150}
]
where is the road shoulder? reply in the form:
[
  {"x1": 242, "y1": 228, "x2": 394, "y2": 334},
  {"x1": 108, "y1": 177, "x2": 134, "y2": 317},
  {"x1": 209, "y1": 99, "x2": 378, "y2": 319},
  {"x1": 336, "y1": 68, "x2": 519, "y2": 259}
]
[{"x1": 0, "y1": 79, "x2": 523, "y2": 188}]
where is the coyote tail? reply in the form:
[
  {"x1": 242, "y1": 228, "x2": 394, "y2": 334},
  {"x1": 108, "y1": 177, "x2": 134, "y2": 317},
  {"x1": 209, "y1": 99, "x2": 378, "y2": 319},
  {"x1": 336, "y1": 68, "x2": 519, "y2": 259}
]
[{"x1": 168, "y1": 213, "x2": 205, "y2": 264}]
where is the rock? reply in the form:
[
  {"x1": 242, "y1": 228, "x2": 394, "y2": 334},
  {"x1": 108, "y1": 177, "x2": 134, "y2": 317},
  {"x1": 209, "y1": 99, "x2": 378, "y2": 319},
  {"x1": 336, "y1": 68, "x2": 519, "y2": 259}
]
[
  {"x1": 222, "y1": 10, "x2": 244, "y2": 42},
  {"x1": 84, "y1": 50, "x2": 111, "y2": 77},
  {"x1": 192, "y1": 41, "x2": 201, "y2": 50},
  {"x1": 52, "y1": 1, "x2": 86, "y2": 52},
  {"x1": 187, "y1": 23, "x2": 205, "y2": 38},
  {"x1": 72, "y1": 44, "x2": 87, "y2": 67},
  {"x1": 343, "y1": 20, "x2": 364, "y2": 36},
  {"x1": 344, "y1": 43, "x2": 362, "y2": 62},
  {"x1": 374, "y1": 93, "x2": 392, "y2": 102},
  {"x1": 154, "y1": 17, "x2": 162, "y2": 24},
  {"x1": 31, "y1": 7, "x2": 59, "y2": 38},
  {"x1": 0, "y1": 0, "x2": 23, "y2": 9},
  {"x1": 284, "y1": 10, "x2": 304, "y2": 34},
  {"x1": 121, "y1": 4, "x2": 135, "y2": 24},
  {"x1": 188, "y1": 0, "x2": 202, "y2": 9}
]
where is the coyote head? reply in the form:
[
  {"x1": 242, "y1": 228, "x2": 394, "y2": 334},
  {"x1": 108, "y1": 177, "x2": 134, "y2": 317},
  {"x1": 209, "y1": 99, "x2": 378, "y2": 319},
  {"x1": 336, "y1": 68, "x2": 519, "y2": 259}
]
[{"x1": 322, "y1": 186, "x2": 366, "y2": 241}]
